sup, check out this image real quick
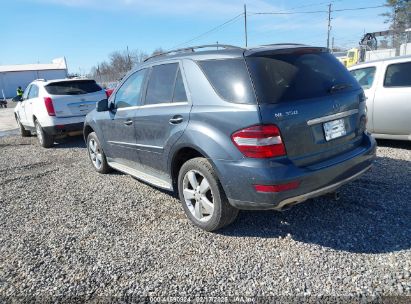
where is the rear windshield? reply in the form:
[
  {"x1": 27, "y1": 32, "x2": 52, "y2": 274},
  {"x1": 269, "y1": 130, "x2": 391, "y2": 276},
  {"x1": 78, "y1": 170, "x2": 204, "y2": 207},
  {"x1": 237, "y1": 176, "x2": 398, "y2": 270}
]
[
  {"x1": 246, "y1": 51, "x2": 360, "y2": 104},
  {"x1": 197, "y1": 58, "x2": 256, "y2": 104},
  {"x1": 45, "y1": 80, "x2": 102, "y2": 95}
]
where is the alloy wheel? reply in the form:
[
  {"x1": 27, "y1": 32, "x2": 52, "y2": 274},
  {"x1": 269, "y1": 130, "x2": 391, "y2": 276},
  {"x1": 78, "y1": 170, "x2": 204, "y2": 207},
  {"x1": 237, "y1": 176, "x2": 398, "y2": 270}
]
[
  {"x1": 89, "y1": 138, "x2": 103, "y2": 169},
  {"x1": 182, "y1": 170, "x2": 215, "y2": 222}
]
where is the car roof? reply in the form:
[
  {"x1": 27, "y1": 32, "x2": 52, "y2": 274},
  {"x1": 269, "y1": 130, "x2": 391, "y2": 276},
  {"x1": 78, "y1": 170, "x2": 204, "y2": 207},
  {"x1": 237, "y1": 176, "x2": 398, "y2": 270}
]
[
  {"x1": 137, "y1": 43, "x2": 322, "y2": 68},
  {"x1": 32, "y1": 78, "x2": 96, "y2": 86},
  {"x1": 129, "y1": 43, "x2": 327, "y2": 74},
  {"x1": 349, "y1": 55, "x2": 411, "y2": 69}
]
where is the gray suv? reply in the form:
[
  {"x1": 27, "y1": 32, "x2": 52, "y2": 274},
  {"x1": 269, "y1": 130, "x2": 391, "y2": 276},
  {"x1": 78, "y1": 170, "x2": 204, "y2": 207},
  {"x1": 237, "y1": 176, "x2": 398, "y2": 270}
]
[{"x1": 84, "y1": 44, "x2": 376, "y2": 231}]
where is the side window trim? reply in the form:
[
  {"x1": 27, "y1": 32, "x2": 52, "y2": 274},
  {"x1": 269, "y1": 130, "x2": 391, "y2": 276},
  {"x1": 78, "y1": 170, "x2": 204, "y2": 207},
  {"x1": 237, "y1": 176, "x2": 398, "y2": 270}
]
[{"x1": 141, "y1": 61, "x2": 189, "y2": 107}]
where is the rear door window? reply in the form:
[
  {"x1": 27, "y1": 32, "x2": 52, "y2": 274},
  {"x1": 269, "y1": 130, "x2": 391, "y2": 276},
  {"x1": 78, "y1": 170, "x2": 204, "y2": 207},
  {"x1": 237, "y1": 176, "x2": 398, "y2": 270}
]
[
  {"x1": 114, "y1": 69, "x2": 147, "y2": 109},
  {"x1": 197, "y1": 59, "x2": 255, "y2": 104},
  {"x1": 350, "y1": 67, "x2": 376, "y2": 89},
  {"x1": 145, "y1": 63, "x2": 180, "y2": 105},
  {"x1": 246, "y1": 51, "x2": 359, "y2": 103},
  {"x1": 45, "y1": 80, "x2": 102, "y2": 95},
  {"x1": 384, "y1": 62, "x2": 411, "y2": 87}
]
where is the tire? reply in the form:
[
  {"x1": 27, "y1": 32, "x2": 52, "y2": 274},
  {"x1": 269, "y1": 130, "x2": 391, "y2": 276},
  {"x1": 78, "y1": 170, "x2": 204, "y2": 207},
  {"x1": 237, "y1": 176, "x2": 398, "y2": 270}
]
[
  {"x1": 35, "y1": 120, "x2": 54, "y2": 148},
  {"x1": 87, "y1": 132, "x2": 111, "y2": 174},
  {"x1": 16, "y1": 118, "x2": 31, "y2": 137},
  {"x1": 178, "y1": 157, "x2": 239, "y2": 231}
]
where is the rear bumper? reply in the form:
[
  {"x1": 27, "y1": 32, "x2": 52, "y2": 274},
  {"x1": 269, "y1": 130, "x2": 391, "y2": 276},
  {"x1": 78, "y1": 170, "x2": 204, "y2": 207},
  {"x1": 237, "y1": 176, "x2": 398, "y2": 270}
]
[
  {"x1": 215, "y1": 133, "x2": 376, "y2": 210},
  {"x1": 43, "y1": 122, "x2": 84, "y2": 136}
]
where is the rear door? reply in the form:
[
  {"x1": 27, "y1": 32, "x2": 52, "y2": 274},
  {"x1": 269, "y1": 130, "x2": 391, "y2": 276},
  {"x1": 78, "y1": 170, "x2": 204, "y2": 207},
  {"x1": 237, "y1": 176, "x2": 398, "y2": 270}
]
[
  {"x1": 133, "y1": 62, "x2": 191, "y2": 176},
  {"x1": 99, "y1": 69, "x2": 147, "y2": 165},
  {"x1": 245, "y1": 49, "x2": 365, "y2": 167},
  {"x1": 372, "y1": 61, "x2": 411, "y2": 135},
  {"x1": 44, "y1": 80, "x2": 106, "y2": 118}
]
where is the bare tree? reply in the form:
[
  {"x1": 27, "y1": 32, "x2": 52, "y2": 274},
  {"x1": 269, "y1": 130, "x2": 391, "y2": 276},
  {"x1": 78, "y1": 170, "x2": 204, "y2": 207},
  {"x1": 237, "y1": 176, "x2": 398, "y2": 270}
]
[{"x1": 90, "y1": 48, "x2": 151, "y2": 85}]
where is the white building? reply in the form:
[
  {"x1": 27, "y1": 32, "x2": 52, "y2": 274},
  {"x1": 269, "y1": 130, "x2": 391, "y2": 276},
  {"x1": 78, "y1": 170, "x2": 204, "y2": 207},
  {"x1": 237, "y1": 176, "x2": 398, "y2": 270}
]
[{"x1": 0, "y1": 58, "x2": 68, "y2": 98}]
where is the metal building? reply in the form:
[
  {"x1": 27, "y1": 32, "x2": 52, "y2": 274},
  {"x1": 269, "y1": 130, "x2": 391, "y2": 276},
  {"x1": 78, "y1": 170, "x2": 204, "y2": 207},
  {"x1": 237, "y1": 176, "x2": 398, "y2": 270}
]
[{"x1": 0, "y1": 58, "x2": 68, "y2": 98}]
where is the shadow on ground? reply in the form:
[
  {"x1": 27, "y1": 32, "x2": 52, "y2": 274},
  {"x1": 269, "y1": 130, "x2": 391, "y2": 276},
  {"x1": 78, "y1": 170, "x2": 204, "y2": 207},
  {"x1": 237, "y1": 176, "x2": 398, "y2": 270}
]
[
  {"x1": 53, "y1": 135, "x2": 86, "y2": 149},
  {"x1": 376, "y1": 139, "x2": 410, "y2": 150},
  {"x1": 219, "y1": 156, "x2": 411, "y2": 254}
]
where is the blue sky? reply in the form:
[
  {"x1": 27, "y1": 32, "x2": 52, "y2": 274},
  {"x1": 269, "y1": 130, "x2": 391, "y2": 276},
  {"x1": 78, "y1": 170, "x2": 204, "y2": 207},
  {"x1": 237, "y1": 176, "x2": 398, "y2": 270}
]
[{"x1": 1, "y1": 0, "x2": 389, "y2": 74}]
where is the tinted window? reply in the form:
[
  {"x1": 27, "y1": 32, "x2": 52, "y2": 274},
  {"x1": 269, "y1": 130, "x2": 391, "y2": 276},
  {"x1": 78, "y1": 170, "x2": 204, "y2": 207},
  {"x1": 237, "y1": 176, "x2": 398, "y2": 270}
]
[
  {"x1": 384, "y1": 62, "x2": 411, "y2": 87},
  {"x1": 173, "y1": 69, "x2": 188, "y2": 102},
  {"x1": 115, "y1": 69, "x2": 147, "y2": 108},
  {"x1": 350, "y1": 67, "x2": 376, "y2": 89},
  {"x1": 45, "y1": 80, "x2": 101, "y2": 95},
  {"x1": 145, "y1": 63, "x2": 178, "y2": 105},
  {"x1": 28, "y1": 85, "x2": 39, "y2": 99},
  {"x1": 198, "y1": 59, "x2": 255, "y2": 104},
  {"x1": 246, "y1": 51, "x2": 359, "y2": 103}
]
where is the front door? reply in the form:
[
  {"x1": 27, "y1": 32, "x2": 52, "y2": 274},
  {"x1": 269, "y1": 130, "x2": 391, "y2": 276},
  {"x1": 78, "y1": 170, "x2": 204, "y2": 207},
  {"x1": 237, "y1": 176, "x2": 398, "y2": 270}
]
[
  {"x1": 24, "y1": 84, "x2": 40, "y2": 128},
  {"x1": 100, "y1": 69, "x2": 147, "y2": 166},
  {"x1": 373, "y1": 61, "x2": 411, "y2": 135},
  {"x1": 17, "y1": 85, "x2": 32, "y2": 125},
  {"x1": 134, "y1": 62, "x2": 191, "y2": 176}
]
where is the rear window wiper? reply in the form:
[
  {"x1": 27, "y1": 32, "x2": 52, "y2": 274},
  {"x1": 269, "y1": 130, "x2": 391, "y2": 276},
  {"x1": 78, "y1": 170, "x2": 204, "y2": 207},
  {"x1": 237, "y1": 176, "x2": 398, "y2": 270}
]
[{"x1": 329, "y1": 83, "x2": 352, "y2": 93}]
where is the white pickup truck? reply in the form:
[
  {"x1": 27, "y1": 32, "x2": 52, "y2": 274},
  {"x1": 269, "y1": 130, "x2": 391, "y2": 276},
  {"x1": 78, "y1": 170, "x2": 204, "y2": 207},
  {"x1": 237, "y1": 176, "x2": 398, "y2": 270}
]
[{"x1": 349, "y1": 56, "x2": 411, "y2": 141}]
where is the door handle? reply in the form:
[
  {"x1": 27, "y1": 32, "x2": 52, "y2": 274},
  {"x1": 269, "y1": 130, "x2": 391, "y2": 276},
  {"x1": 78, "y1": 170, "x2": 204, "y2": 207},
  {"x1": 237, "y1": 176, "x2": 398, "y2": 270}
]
[
  {"x1": 124, "y1": 120, "x2": 133, "y2": 126},
  {"x1": 169, "y1": 116, "x2": 183, "y2": 124}
]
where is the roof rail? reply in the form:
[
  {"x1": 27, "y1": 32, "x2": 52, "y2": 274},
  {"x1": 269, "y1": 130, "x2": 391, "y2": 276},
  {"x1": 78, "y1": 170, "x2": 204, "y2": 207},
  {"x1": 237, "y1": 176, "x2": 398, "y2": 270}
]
[
  {"x1": 34, "y1": 78, "x2": 46, "y2": 82},
  {"x1": 144, "y1": 44, "x2": 243, "y2": 62},
  {"x1": 259, "y1": 43, "x2": 307, "y2": 47}
]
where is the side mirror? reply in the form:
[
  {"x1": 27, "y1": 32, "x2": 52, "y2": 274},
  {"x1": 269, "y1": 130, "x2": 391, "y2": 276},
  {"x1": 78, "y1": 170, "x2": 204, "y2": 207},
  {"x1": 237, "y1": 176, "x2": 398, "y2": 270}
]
[
  {"x1": 96, "y1": 99, "x2": 109, "y2": 112},
  {"x1": 12, "y1": 96, "x2": 23, "y2": 102}
]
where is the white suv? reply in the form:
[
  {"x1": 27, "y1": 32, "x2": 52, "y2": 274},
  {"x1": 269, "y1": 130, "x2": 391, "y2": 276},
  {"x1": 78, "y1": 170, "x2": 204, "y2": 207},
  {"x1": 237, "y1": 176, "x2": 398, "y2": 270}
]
[{"x1": 14, "y1": 78, "x2": 107, "y2": 148}]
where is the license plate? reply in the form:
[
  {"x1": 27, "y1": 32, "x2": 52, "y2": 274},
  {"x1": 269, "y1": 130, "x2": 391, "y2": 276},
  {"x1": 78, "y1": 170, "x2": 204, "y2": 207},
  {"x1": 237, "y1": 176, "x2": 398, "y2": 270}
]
[{"x1": 323, "y1": 119, "x2": 346, "y2": 141}]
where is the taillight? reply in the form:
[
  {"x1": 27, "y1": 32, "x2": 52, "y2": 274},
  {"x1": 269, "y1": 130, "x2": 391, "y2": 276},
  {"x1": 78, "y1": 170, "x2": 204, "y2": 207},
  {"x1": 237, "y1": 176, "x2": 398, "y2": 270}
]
[
  {"x1": 231, "y1": 125, "x2": 286, "y2": 158},
  {"x1": 44, "y1": 97, "x2": 55, "y2": 116}
]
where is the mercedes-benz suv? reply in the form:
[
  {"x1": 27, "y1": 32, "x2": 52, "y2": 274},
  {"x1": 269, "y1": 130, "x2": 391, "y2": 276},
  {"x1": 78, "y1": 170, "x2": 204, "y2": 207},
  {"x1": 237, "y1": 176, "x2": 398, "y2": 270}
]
[{"x1": 84, "y1": 44, "x2": 376, "y2": 231}]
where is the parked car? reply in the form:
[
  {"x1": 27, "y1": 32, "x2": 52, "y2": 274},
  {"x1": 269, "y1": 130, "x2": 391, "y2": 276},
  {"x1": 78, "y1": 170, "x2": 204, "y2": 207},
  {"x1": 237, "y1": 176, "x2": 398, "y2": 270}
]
[
  {"x1": 84, "y1": 44, "x2": 376, "y2": 231},
  {"x1": 14, "y1": 78, "x2": 107, "y2": 148},
  {"x1": 104, "y1": 82, "x2": 119, "y2": 98},
  {"x1": 349, "y1": 56, "x2": 411, "y2": 141}
]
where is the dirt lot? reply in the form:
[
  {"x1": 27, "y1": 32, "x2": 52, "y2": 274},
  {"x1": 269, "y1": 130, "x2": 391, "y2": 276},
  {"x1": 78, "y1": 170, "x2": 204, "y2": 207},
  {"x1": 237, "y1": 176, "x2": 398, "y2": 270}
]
[{"x1": 0, "y1": 134, "x2": 410, "y2": 302}]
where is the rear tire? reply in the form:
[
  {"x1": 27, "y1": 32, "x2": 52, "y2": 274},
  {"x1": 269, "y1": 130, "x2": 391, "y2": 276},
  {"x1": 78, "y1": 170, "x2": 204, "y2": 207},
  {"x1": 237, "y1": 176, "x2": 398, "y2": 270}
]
[
  {"x1": 16, "y1": 118, "x2": 31, "y2": 137},
  {"x1": 35, "y1": 120, "x2": 54, "y2": 148},
  {"x1": 87, "y1": 132, "x2": 111, "y2": 174},
  {"x1": 178, "y1": 157, "x2": 239, "y2": 231}
]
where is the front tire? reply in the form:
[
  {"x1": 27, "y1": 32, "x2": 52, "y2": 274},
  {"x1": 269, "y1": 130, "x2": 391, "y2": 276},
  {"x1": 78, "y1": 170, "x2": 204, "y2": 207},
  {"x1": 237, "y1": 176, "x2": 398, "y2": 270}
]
[
  {"x1": 16, "y1": 117, "x2": 31, "y2": 137},
  {"x1": 35, "y1": 120, "x2": 54, "y2": 148},
  {"x1": 178, "y1": 157, "x2": 239, "y2": 231},
  {"x1": 87, "y1": 132, "x2": 111, "y2": 174}
]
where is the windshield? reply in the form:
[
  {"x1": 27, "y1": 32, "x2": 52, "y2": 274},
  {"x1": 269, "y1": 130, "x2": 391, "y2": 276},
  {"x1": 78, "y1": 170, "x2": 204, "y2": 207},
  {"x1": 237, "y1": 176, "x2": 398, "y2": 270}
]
[{"x1": 246, "y1": 51, "x2": 359, "y2": 104}]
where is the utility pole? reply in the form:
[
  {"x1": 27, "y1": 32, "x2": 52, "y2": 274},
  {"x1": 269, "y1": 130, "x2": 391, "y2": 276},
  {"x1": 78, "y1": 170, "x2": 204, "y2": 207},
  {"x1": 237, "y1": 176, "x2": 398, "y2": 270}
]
[
  {"x1": 244, "y1": 4, "x2": 248, "y2": 48},
  {"x1": 331, "y1": 37, "x2": 335, "y2": 52},
  {"x1": 326, "y1": 3, "x2": 332, "y2": 49},
  {"x1": 127, "y1": 45, "x2": 132, "y2": 69}
]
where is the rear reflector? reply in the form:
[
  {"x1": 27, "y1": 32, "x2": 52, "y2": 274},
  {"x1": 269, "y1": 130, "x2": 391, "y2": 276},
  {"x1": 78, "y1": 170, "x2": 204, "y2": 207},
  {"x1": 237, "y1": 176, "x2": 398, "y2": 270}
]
[
  {"x1": 44, "y1": 97, "x2": 55, "y2": 116},
  {"x1": 254, "y1": 181, "x2": 300, "y2": 193},
  {"x1": 231, "y1": 125, "x2": 286, "y2": 158}
]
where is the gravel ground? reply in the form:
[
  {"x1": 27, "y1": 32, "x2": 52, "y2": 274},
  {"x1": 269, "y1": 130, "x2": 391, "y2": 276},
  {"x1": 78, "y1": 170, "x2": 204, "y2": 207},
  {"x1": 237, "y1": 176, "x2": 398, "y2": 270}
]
[{"x1": 0, "y1": 135, "x2": 410, "y2": 302}]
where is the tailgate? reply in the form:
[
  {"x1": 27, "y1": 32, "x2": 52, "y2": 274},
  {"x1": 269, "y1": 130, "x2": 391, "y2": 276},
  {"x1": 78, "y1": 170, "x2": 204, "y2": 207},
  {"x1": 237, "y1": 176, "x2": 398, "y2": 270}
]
[
  {"x1": 45, "y1": 80, "x2": 106, "y2": 118},
  {"x1": 245, "y1": 48, "x2": 366, "y2": 167}
]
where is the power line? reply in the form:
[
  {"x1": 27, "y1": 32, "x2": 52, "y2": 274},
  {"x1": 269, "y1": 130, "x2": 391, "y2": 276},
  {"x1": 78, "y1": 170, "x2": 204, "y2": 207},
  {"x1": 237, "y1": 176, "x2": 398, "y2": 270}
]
[
  {"x1": 170, "y1": 13, "x2": 244, "y2": 50},
  {"x1": 250, "y1": 4, "x2": 386, "y2": 15}
]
